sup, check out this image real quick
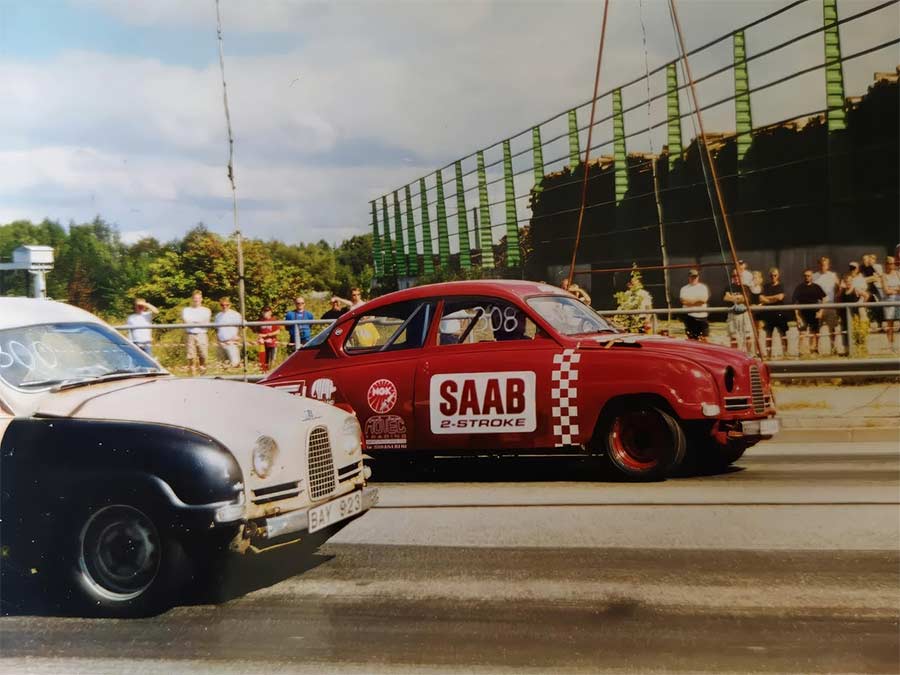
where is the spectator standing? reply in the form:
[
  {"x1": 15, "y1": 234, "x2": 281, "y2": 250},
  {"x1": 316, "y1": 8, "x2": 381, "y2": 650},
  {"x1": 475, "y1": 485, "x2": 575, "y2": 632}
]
[
  {"x1": 838, "y1": 271, "x2": 868, "y2": 304},
  {"x1": 792, "y1": 269, "x2": 826, "y2": 355},
  {"x1": 724, "y1": 271, "x2": 753, "y2": 352},
  {"x1": 760, "y1": 268, "x2": 789, "y2": 357},
  {"x1": 678, "y1": 269, "x2": 709, "y2": 341},
  {"x1": 182, "y1": 290, "x2": 211, "y2": 375},
  {"x1": 125, "y1": 298, "x2": 159, "y2": 356},
  {"x1": 256, "y1": 306, "x2": 280, "y2": 372},
  {"x1": 812, "y1": 256, "x2": 841, "y2": 354},
  {"x1": 285, "y1": 296, "x2": 314, "y2": 352},
  {"x1": 881, "y1": 256, "x2": 900, "y2": 350},
  {"x1": 321, "y1": 297, "x2": 348, "y2": 321},
  {"x1": 335, "y1": 287, "x2": 367, "y2": 310},
  {"x1": 561, "y1": 278, "x2": 592, "y2": 306},
  {"x1": 738, "y1": 260, "x2": 753, "y2": 286},
  {"x1": 861, "y1": 254, "x2": 884, "y2": 326},
  {"x1": 214, "y1": 296, "x2": 242, "y2": 368}
]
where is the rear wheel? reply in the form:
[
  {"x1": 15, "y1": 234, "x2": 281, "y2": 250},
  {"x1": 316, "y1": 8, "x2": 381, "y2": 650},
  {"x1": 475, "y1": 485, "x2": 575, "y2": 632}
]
[{"x1": 602, "y1": 405, "x2": 685, "y2": 481}]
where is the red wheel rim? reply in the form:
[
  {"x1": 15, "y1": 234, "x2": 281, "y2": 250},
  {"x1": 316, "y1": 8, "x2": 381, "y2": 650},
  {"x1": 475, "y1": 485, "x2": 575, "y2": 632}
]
[{"x1": 609, "y1": 410, "x2": 670, "y2": 471}]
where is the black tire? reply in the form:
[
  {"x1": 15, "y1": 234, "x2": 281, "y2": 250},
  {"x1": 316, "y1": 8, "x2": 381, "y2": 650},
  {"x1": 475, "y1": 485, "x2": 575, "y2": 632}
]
[
  {"x1": 601, "y1": 405, "x2": 686, "y2": 481},
  {"x1": 62, "y1": 501, "x2": 189, "y2": 617},
  {"x1": 693, "y1": 440, "x2": 747, "y2": 473}
]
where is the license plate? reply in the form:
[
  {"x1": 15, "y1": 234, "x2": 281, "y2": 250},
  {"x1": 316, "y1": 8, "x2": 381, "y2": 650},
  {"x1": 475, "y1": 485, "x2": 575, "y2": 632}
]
[
  {"x1": 760, "y1": 418, "x2": 779, "y2": 435},
  {"x1": 308, "y1": 490, "x2": 363, "y2": 533}
]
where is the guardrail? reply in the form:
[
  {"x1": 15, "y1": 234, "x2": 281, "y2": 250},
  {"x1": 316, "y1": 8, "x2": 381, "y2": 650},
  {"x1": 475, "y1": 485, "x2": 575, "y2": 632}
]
[{"x1": 112, "y1": 301, "x2": 899, "y2": 379}]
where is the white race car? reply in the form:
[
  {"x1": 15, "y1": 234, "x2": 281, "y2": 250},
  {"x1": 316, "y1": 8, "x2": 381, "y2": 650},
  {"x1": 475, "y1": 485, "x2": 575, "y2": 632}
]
[{"x1": 0, "y1": 297, "x2": 376, "y2": 616}]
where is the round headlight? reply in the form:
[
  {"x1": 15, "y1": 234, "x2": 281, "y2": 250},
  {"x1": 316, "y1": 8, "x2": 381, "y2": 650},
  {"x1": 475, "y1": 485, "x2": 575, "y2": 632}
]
[
  {"x1": 340, "y1": 415, "x2": 363, "y2": 455},
  {"x1": 252, "y1": 435, "x2": 279, "y2": 478}
]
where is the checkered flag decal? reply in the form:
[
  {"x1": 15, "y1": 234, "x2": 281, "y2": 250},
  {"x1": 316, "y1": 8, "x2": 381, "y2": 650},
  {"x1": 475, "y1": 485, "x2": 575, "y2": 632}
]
[{"x1": 551, "y1": 349, "x2": 581, "y2": 447}]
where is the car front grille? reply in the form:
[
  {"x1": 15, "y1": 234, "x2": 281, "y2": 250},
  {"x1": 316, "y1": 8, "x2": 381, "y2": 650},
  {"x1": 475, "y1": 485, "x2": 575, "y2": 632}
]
[
  {"x1": 749, "y1": 365, "x2": 766, "y2": 414},
  {"x1": 307, "y1": 426, "x2": 336, "y2": 500}
]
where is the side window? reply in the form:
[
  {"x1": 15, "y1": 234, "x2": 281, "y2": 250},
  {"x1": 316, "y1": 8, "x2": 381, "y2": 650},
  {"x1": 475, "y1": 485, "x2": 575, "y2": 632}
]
[
  {"x1": 438, "y1": 298, "x2": 536, "y2": 346},
  {"x1": 345, "y1": 300, "x2": 434, "y2": 354}
]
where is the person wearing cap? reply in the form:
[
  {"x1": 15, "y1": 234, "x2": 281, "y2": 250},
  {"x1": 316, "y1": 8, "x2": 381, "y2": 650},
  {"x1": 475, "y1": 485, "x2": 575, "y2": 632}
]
[
  {"x1": 285, "y1": 296, "x2": 314, "y2": 352},
  {"x1": 125, "y1": 298, "x2": 159, "y2": 356},
  {"x1": 321, "y1": 297, "x2": 348, "y2": 321},
  {"x1": 679, "y1": 269, "x2": 710, "y2": 341}
]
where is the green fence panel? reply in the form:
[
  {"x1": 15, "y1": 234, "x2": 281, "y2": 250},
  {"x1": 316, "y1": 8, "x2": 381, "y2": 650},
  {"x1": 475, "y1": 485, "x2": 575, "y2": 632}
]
[
  {"x1": 823, "y1": 0, "x2": 846, "y2": 132},
  {"x1": 419, "y1": 177, "x2": 435, "y2": 274},
  {"x1": 371, "y1": 200, "x2": 381, "y2": 278},
  {"x1": 404, "y1": 185, "x2": 417, "y2": 275},
  {"x1": 532, "y1": 126, "x2": 544, "y2": 193},
  {"x1": 476, "y1": 150, "x2": 495, "y2": 269},
  {"x1": 381, "y1": 195, "x2": 394, "y2": 278},
  {"x1": 568, "y1": 109, "x2": 580, "y2": 168},
  {"x1": 455, "y1": 161, "x2": 471, "y2": 270},
  {"x1": 613, "y1": 89, "x2": 628, "y2": 205},
  {"x1": 502, "y1": 139, "x2": 521, "y2": 266},
  {"x1": 666, "y1": 63, "x2": 683, "y2": 171},
  {"x1": 734, "y1": 30, "x2": 752, "y2": 167},
  {"x1": 435, "y1": 169, "x2": 450, "y2": 268},
  {"x1": 392, "y1": 191, "x2": 406, "y2": 276}
]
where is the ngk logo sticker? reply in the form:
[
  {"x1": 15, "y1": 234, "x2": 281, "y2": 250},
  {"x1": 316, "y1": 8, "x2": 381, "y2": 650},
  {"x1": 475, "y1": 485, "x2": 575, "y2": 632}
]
[
  {"x1": 430, "y1": 371, "x2": 536, "y2": 434},
  {"x1": 367, "y1": 378, "x2": 398, "y2": 414}
]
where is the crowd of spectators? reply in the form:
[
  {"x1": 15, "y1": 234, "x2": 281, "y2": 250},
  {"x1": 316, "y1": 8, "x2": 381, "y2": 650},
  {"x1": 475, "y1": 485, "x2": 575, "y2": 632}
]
[
  {"x1": 671, "y1": 254, "x2": 898, "y2": 355},
  {"x1": 125, "y1": 287, "x2": 369, "y2": 372}
]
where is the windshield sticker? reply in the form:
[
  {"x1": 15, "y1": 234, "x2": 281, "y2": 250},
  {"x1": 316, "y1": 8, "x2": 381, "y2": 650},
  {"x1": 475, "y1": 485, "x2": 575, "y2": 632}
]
[
  {"x1": 364, "y1": 414, "x2": 407, "y2": 449},
  {"x1": 551, "y1": 350, "x2": 581, "y2": 446},
  {"x1": 367, "y1": 378, "x2": 398, "y2": 414},
  {"x1": 430, "y1": 371, "x2": 536, "y2": 434},
  {"x1": 310, "y1": 377, "x2": 337, "y2": 404}
]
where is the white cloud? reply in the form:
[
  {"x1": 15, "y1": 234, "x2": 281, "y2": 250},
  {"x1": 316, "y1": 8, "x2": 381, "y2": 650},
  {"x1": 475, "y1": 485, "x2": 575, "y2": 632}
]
[{"x1": 2, "y1": 0, "x2": 897, "y2": 247}]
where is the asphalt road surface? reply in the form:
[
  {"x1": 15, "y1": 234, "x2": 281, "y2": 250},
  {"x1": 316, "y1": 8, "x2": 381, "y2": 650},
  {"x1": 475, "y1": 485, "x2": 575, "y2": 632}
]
[{"x1": 1, "y1": 440, "x2": 898, "y2": 674}]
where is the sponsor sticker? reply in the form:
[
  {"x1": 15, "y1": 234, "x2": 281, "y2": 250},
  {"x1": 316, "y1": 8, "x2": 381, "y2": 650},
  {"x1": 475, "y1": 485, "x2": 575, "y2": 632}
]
[
  {"x1": 364, "y1": 414, "x2": 407, "y2": 449},
  {"x1": 310, "y1": 377, "x2": 337, "y2": 403},
  {"x1": 367, "y1": 378, "x2": 398, "y2": 414},
  {"x1": 430, "y1": 371, "x2": 536, "y2": 434}
]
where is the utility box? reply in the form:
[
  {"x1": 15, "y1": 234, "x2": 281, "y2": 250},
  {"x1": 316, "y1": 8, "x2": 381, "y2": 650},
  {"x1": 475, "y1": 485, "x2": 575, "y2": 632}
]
[{"x1": 12, "y1": 245, "x2": 54, "y2": 269}]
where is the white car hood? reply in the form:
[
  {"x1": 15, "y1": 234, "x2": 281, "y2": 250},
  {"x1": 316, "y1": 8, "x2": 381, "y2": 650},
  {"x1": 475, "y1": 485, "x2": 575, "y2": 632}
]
[{"x1": 34, "y1": 377, "x2": 353, "y2": 495}]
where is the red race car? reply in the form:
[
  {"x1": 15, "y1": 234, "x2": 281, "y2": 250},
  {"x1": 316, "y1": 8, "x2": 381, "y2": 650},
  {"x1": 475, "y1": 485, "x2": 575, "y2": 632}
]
[{"x1": 261, "y1": 280, "x2": 779, "y2": 480}]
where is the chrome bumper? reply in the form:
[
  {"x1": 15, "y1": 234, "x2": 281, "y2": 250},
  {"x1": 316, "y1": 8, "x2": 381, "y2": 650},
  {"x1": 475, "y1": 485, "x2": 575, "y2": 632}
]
[
  {"x1": 740, "y1": 418, "x2": 780, "y2": 438},
  {"x1": 262, "y1": 486, "x2": 378, "y2": 540}
]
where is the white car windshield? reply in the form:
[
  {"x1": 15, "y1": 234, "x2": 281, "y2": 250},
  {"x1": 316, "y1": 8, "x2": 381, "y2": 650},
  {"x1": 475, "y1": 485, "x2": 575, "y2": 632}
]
[
  {"x1": 527, "y1": 295, "x2": 618, "y2": 336},
  {"x1": 0, "y1": 322, "x2": 164, "y2": 391}
]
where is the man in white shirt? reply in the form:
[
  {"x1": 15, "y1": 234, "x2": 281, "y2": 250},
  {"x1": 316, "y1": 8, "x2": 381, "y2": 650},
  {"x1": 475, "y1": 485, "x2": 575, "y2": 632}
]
[
  {"x1": 738, "y1": 260, "x2": 753, "y2": 286},
  {"x1": 679, "y1": 269, "x2": 710, "y2": 342},
  {"x1": 812, "y1": 256, "x2": 841, "y2": 354},
  {"x1": 214, "y1": 296, "x2": 242, "y2": 368},
  {"x1": 125, "y1": 298, "x2": 159, "y2": 356},
  {"x1": 182, "y1": 290, "x2": 212, "y2": 375}
]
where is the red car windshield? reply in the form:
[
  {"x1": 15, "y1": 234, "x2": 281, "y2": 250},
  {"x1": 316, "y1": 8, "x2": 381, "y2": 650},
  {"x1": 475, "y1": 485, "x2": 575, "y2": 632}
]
[{"x1": 526, "y1": 295, "x2": 618, "y2": 336}]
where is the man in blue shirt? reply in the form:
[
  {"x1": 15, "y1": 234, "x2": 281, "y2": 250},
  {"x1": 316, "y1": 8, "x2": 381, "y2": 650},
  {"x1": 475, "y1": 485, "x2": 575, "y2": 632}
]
[{"x1": 285, "y1": 296, "x2": 314, "y2": 352}]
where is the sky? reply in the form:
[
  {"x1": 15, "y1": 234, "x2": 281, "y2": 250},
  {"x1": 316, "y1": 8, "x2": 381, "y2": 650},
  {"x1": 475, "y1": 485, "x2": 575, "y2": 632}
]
[{"x1": 0, "y1": 0, "x2": 896, "y2": 248}]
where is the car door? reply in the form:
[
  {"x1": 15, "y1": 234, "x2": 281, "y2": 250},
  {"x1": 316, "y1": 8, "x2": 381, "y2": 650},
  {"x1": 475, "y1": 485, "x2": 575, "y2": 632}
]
[
  {"x1": 414, "y1": 296, "x2": 562, "y2": 453},
  {"x1": 333, "y1": 299, "x2": 436, "y2": 454}
]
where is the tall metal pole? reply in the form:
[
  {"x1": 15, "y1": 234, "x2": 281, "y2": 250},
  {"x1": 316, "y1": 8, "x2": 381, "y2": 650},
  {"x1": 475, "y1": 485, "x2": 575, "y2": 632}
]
[
  {"x1": 215, "y1": 0, "x2": 248, "y2": 379},
  {"x1": 650, "y1": 157, "x2": 672, "y2": 326}
]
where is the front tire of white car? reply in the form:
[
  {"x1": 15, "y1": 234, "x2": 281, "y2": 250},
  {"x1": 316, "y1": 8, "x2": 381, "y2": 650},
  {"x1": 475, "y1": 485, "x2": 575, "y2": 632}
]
[{"x1": 65, "y1": 501, "x2": 188, "y2": 617}]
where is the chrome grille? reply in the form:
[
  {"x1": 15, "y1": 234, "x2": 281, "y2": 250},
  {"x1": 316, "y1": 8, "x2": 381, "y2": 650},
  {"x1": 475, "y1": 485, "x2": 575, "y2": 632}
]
[
  {"x1": 724, "y1": 396, "x2": 751, "y2": 411},
  {"x1": 749, "y1": 365, "x2": 765, "y2": 414},
  {"x1": 307, "y1": 426, "x2": 336, "y2": 500}
]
